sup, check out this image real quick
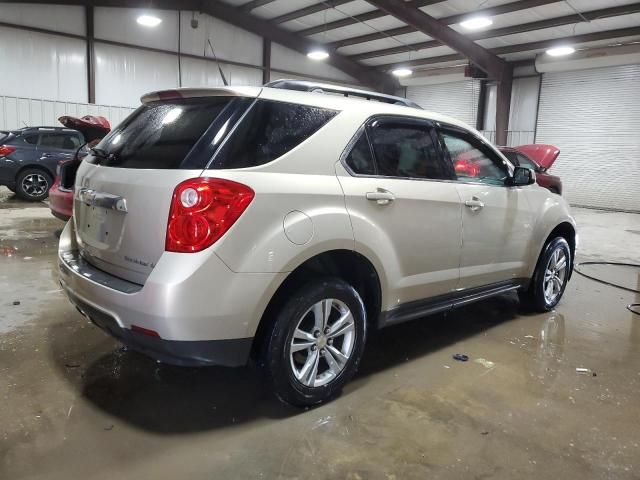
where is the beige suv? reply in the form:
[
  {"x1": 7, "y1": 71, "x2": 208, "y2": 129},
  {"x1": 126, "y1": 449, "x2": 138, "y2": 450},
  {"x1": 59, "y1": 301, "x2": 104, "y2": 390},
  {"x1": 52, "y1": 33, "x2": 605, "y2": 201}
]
[{"x1": 58, "y1": 80, "x2": 576, "y2": 406}]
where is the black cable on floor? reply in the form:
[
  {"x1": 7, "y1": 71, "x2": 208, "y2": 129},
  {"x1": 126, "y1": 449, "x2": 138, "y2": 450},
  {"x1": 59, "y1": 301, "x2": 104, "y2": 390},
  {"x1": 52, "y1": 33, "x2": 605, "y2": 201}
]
[{"x1": 573, "y1": 261, "x2": 640, "y2": 315}]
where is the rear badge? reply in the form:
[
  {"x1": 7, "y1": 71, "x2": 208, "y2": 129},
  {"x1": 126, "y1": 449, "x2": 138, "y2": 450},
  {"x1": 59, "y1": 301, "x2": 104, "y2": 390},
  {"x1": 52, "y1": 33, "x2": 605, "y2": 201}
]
[{"x1": 124, "y1": 256, "x2": 155, "y2": 269}]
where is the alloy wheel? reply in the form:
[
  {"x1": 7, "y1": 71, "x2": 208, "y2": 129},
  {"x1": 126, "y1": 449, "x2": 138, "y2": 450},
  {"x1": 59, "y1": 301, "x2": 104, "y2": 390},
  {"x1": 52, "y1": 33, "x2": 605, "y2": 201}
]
[
  {"x1": 21, "y1": 173, "x2": 48, "y2": 197},
  {"x1": 289, "y1": 298, "x2": 356, "y2": 388},
  {"x1": 543, "y1": 247, "x2": 568, "y2": 304}
]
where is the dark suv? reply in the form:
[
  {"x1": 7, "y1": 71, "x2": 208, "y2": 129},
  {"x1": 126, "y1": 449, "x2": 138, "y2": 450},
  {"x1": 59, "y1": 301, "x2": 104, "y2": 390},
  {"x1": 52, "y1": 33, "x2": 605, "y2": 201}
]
[{"x1": 0, "y1": 127, "x2": 84, "y2": 201}]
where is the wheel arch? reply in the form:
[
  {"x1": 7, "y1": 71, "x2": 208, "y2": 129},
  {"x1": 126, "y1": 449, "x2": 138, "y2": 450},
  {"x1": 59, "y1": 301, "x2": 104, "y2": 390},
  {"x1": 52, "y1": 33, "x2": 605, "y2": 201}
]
[
  {"x1": 16, "y1": 163, "x2": 55, "y2": 182},
  {"x1": 536, "y1": 221, "x2": 577, "y2": 281},
  {"x1": 250, "y1": 249, "x2": 382, "y2": 361}
]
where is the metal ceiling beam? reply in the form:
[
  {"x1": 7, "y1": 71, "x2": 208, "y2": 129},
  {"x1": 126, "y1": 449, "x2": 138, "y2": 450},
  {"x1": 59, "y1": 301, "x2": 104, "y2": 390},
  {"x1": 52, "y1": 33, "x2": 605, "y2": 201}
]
[
  {"x1": 297, "y1": 0, "x2": 443, "y2": 37},
  {"x1": 331, "y1": 0, "x2": 560, "y2": 49},
  {"x1": 200, "y1": 1, "x2": 396, "y2": 90},
  {"x1": 377, "y1": 26, "x2": 640, "y2": 70},
  {"x1": 239, "y1": 0, "x2": 276, "y2": 12},
  {"x1": 350, "y1": 3, "x2": 640, "y2": 61},
  {"x1": 365, "y1": 0, "x2": 509, "y2": 79},
  {"x1": 271, "y1": 0, "x2": 352, "y2": 25}
]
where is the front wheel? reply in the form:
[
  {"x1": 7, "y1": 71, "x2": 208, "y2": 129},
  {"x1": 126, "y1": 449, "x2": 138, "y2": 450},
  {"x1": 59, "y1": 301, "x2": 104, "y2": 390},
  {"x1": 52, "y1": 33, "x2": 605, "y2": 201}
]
[
  {"x1": 261, "y1": 277, "x2": 367, "y2": 407},
  {"x1": 520, "y1": 237, "x2": 571, "y2": 312}
]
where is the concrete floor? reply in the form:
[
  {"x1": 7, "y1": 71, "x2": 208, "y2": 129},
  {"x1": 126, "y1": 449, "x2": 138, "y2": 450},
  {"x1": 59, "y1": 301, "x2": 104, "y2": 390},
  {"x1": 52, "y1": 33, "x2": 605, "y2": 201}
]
[{"x1": 1, "y1": 185, "x2": 639, "y2": 480}]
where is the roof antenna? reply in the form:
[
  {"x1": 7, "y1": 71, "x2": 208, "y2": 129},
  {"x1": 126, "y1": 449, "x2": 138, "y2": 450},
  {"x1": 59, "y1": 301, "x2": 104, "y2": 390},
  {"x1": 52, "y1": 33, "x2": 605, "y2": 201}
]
[{"x1": 207, "y1": 38, "x2": 229, "y2": 86}]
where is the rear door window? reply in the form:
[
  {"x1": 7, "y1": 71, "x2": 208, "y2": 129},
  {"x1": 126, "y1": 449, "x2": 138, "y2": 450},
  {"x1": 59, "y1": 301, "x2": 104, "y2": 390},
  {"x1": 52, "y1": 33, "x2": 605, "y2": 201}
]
[
  {"x1": 367, "y1": 119, "x2": 452, "y2": 180},
  {"x1": 91, "y1": 97, "x2": 239, "y2": 169},
  {"x1": 209, "y1": 100, "x2": 337, "y2": 169},
  {"x1": 40, "y1": 133, "x2": 81, "y2": 150}
]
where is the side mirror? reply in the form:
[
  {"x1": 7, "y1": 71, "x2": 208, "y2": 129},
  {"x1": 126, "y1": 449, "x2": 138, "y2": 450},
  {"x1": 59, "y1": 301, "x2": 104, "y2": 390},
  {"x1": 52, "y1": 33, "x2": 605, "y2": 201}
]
[{"x1": 508, "y1": 166, "x2": 536, "y2": 186}]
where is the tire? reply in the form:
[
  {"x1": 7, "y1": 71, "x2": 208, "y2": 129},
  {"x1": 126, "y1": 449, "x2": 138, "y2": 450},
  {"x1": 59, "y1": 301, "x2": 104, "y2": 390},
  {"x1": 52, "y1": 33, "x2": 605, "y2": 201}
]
[
  {"x1": 15, "y1": 168, "x2": 53, "y2": 201},
  {"x1": 520, "y1": 237, "x2": 571, "y2": 312},
  {"x1": 261, "y1": 277, "x2": 367, "y2": 407}
]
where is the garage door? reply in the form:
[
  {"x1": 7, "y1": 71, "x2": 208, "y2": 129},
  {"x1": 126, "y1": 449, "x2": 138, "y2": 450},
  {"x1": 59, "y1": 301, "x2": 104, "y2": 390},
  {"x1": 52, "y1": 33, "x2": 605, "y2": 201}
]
[
  {"x1": 536, "y1": 64, "x2": 640, "y2": 212},
  {"x1": 406, "y1": 80, "x2": 480, "y2": 126}
]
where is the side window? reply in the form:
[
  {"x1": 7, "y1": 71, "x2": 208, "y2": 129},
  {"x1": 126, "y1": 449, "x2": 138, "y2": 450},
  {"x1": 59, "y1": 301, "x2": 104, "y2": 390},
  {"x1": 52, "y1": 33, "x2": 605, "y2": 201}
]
[
  {"x1": 516, "y1": 153, "x2": 539, "y2": 171},
  {"x1": 501, "y1": 150, "x2": 519, "y2": 165},
  {"x1": 40, "y1": 133, "x2": 80, "y2": 150},
  {"x1": 368, "y1": 122, "x2": 452, "y2": 180},
  {"x1": 344, "y1": 132, "x2": 376, "y2": 175},
  {"x1": 440, "y1": 129, "x2": 508, "y2": 186},
  {"x1": 10, "y1": 134, "x2": 39, "y2": 146},
  {"x1": 210, "y1": 100, "x2": 337, "y2": 169}
]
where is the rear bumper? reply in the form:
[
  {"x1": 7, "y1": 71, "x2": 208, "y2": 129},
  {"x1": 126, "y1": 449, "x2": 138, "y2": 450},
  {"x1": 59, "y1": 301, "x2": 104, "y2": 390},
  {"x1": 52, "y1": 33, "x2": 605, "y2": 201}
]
[
  {"x1": 58, "y1": 219, "x2": 284, "y2": 367},
  {"x1": 48, "y1": 181, "x2": 73, "y2": 220}
]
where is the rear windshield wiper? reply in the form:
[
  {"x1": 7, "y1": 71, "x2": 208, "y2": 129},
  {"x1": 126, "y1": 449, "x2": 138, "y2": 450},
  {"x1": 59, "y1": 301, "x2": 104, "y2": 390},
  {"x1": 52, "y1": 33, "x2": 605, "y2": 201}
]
[{"x1": 90, "y1": 147, "x2": 118, "y2": 164}]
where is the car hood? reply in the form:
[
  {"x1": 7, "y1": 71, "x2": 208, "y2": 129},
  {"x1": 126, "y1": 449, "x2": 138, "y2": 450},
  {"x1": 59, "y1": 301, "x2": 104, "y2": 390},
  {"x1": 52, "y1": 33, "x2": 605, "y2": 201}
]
[
  {"x1": 515, "y1": 144, "x2": 560, "y2": 171},
  {"x1": 58, "y1": 115, "x2": 111, "y2": 143}
]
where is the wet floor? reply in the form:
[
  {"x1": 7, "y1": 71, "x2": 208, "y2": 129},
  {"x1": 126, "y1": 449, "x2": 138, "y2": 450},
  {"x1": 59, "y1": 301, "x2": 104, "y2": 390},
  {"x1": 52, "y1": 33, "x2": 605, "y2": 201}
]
[{"x1": 1, "y1": 185, "x2": 639, "y2": 479}]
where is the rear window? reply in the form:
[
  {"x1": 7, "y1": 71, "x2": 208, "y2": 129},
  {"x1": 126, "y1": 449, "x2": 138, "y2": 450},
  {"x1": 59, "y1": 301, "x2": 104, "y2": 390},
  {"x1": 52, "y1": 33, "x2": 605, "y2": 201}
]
[
  {"x1": 90, "y1": 97, "x2": 237, "y2": 169},
  {"x1": 208, "y1": 100, "x2": 337, "y2": 169}
]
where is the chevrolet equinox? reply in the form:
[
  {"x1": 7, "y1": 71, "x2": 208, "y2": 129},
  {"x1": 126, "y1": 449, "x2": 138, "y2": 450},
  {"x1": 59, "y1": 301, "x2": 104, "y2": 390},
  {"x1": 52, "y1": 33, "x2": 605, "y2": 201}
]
[{"x1": 59, "y1": 80, "x2": 576, "y2": 406}]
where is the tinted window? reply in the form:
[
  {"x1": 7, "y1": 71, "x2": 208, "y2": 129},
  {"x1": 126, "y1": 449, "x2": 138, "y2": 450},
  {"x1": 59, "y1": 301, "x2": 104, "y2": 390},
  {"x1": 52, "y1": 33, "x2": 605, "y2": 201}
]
[
  {"x1": 344, "y1": 133, "x2": 375, "y2": 175},
  {"x1": 209, "y1": 100, "x2": 337, "y2": 169},
  {"x1": 516, "y1": 153, "x2": 539, "y2": 171},
  {"x1": 92, "y1": 97, "x2": 234, "y2": 169},
  {"x1": 369, "y1": 122, "x2": 451, "y2": 180},
  {"x1": 501, "y1": 150, "x2": 518, "y2": 164},
  {"x1": 40, "y1": 133, "x2": 81, "y2": 150},
  {"x1": 441, "y1": 129, "x2": 508, "y2": 186},
  {"x1": 9, "y1": 133, "x2": 39, "y2": 146}
]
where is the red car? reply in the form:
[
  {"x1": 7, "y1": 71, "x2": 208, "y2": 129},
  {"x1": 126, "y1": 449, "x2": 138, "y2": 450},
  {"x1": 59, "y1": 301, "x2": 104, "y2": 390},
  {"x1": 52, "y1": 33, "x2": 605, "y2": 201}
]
[
  {"x1": 498, "y1": 144, "x2": 562, "y2": 195},
  {"x1": 49, "y1": 115, "x2": 111, "y2": 221}
]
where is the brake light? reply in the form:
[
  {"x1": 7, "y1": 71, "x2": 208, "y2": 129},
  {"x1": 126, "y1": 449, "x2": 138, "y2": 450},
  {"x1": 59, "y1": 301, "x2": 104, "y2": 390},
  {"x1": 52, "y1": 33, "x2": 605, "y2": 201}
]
[
  {"x1": 166, "y1": 178, "x2": 254, "y2": 253},
  {"x1": 0, "y1": 145, "x2": 16, "y2": 157}
]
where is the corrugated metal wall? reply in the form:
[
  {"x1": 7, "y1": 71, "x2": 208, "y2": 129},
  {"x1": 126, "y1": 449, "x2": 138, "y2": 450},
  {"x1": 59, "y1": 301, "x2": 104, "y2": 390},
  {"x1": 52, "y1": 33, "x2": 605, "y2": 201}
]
[
  {"x1": 405, "y1": 80, "x2": 480, "y2": 127},
  {"x1": 0, "y1": 95, "x2": 135, "y2": 131},
  {"x1": 536, "y1": 64, "x2": 640, "y2": 212},
  {"x1": 0, "y1": 2, "x2": 356, "y2": 117}
]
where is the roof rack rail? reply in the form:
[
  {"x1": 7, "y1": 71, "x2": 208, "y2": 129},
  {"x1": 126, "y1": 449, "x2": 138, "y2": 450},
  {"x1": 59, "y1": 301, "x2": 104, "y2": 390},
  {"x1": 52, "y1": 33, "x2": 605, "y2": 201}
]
[{"x1": 264, "y1": 79, "x2": 422, "y2": 110}]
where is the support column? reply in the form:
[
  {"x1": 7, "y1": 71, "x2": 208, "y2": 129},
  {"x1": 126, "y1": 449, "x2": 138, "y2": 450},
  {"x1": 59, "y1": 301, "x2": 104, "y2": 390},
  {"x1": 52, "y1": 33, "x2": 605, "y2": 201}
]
[
  {"x1": 495, "y1": 64, "x2": 513, "y2": 146},
  {"x1": 86, "y1": 6, "x2": 96, "y2": 104},
  {"x1": 262, "y1": 39, "x2": 271, "y2": 84}
]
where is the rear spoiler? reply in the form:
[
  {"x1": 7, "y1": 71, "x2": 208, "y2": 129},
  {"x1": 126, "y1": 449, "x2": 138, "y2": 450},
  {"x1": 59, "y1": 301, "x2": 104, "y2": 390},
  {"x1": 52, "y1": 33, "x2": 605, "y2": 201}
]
[{"x1": 141, "y1": 86, "x2": 262, "y2": 104}]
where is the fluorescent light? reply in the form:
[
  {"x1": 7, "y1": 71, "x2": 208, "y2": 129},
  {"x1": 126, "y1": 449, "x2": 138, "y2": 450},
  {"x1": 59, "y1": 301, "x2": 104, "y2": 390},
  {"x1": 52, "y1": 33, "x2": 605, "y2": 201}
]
[
  {"x1": 392, "y1": 68, "x2": 413, "y2": 77},
  {"x1": 137, "y1": 14, "x2": 162, "y2": 27},
  {"x1": 460, "y1": 17, "x2": 493, "y2": 30},
  {"x1": 546, "y1": 46, "x2": 575, "y2": 57},
  {"x1": 307, "y1": 49, "x2": 329, "y2": 61}
]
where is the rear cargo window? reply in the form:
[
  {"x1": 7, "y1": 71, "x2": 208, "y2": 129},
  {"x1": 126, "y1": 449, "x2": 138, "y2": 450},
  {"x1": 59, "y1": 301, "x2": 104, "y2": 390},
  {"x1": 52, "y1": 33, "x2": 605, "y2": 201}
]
[
  {"x1": 208, "y1": 100, "x2": 337, "y2": 169},
  {"x1": 90, "y1": 97, "x2": 237, "y2": 169}
]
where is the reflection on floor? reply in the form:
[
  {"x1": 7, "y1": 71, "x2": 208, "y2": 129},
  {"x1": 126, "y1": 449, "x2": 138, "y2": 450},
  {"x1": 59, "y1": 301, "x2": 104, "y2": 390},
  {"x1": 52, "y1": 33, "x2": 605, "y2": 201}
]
[{"x1": 1, "y1": 186, "x2": 639, "y2": 480}]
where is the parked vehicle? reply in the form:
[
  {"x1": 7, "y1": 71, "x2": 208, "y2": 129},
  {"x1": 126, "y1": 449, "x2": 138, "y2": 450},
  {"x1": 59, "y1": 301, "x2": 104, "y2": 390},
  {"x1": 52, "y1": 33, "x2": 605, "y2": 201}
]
[
  {"x1": 0, "y1": 126, "x2": 84, "y2": 200},
  {"x1": 498, "y1": 145, "x2": 562, "y2": 195},
  {"x1": 58, "y1": 81, "x2": 576, "y2": 407},
  {"x1": 49, "y1": 115, "x2": 111, "y2": 221}
]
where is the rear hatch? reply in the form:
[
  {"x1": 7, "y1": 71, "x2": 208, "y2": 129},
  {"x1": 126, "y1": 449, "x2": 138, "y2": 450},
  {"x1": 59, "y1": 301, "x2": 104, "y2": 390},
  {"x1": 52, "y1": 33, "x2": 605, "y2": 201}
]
[
  {"x1": 73, "y1": 89, "x2": 257, "y2": 285},
  {"x1": 515, "y1": 144, "x2": 560, "y2": 171}
]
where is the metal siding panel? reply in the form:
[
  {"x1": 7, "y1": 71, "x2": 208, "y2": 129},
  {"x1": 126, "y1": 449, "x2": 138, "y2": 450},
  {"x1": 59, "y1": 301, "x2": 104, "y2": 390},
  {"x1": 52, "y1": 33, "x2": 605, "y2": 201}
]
[
  {"x1": 406, "y1": 80, "x2": 480, "y2": 126},
  {"x1": 536, "y1": 64, "x2": 640, "y2": 212}
]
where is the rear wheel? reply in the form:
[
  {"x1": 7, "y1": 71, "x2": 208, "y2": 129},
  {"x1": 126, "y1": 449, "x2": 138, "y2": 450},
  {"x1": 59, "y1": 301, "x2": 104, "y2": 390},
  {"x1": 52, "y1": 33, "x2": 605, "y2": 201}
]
[
  {"x1": 261, "y1": 277, "x2": 367, "y2": 407},
  {"x1": 15, "y1": 168, "x2": 52, "y2": 201},
  {"x1": 520, "y1": 237, "x2": 571, "y2": 312}
]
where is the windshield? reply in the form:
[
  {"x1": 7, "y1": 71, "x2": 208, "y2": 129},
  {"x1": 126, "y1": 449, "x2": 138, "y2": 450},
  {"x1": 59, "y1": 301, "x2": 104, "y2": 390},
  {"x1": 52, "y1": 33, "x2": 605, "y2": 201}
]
[{"x1": 90, "y1": 97, "x2": 239, "y2": 169}]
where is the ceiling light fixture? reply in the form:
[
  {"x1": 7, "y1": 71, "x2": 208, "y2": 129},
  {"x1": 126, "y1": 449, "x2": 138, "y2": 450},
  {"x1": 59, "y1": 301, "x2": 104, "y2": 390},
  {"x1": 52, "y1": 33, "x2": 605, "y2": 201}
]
[
  {"x1": 460, "y1": 17, "x2": 493, "y2": 30},
  {"x1": 307, "y1": 49, "x2": 329, "y2": 61},
  {"x1": 392, "y1": 68, "x2": 413, "y2": 77},
  {"x1": 546, "y1": 46, "x2": 575, "y2": 56},
  {"x1": 137, "y1": 14, "x2": 162, "y2": 27}
]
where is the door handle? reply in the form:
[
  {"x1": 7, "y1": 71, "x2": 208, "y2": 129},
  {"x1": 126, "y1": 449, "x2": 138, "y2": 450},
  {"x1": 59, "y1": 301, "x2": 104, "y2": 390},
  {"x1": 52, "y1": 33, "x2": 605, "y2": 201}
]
[
  {"x1": 366, "y1": 189, "x2": 395, "y2": 205},
  {"x1": 464, "y1": 197, "x2": 484, "y2": 211}
]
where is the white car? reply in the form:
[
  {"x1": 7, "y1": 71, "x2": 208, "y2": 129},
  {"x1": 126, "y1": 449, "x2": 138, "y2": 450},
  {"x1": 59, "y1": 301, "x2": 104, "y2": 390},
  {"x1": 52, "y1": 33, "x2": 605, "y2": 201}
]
[{"x1": 59, "y1": 80, "x2": 576, "y2": 406}]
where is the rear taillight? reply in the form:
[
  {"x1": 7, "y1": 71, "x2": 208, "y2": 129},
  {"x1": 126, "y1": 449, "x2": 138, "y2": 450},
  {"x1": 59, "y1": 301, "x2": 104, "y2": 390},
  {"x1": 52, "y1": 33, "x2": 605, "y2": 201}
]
[
  {"x1": 0, "y1": 145, "x2": 16, "y2": 157},
  {"x1": 166, "y1": 177, "x2": 254, "y2": 253}
]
